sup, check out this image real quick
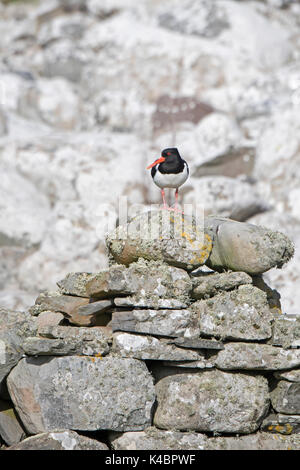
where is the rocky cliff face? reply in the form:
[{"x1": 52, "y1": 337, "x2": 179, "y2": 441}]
[
  {"x1": 0, "y1": 212, "x2": 299, "y2": 450},
  {"x1": 0, "y1": 0, "x2": 300, "y2": 316}
]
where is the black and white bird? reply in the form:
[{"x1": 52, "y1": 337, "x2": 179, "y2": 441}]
[{"x1": 147, "y1": 148, "x2": 189, "y2": 210}]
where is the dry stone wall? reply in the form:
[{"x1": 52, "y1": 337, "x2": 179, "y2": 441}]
[{"x1": 0, "y1": 211, "x2": 299, "y2": 450}]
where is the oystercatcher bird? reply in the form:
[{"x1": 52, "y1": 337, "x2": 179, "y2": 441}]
[{"x1": 147, "y1": 148, "x2": 189, "y2": 210}]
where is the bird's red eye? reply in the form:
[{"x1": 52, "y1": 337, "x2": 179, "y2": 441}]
[{"x1": 167, "y1": 152, "x2": 171, "y2": 155}]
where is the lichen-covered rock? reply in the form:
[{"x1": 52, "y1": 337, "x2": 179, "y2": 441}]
[
  {"x1": 192, "y1": 285, "x2": 273, "y2": 341},
  {"x1": 57, "y1": 272, "x2": 95, "y2": 297},
  {"x1": 110, "y1": 309, "x2": 199, "y2": 338},
  {"x1": 113, "y1": 332, "x2": 205, "y2": 361},
  {"x1": 206, "y1": 217, "x2": 294, "y2": 275},
  {"x1": 7, "y1": 356, "x2": 155, "y2": 434},
  {"x1": 274, "y1": 370, "x2": 300, "y2": 382},
  {"x1": 154, "y1": 370, "x2": 269, "y2": 434},
  {"x1": 0, "y1": 308, "x2": 37, "y2": 385},
  {"x1": 113, "y1": 296, "x2": 188, "y2": 309},
  {"x1": 7, "y1": 430, "x2": 109, "y2": 450},
  {"x1": 272, "y1": 316, "x2": 300, "y2": 348},
  {"x1": 23, "y1": 326, "x2": 111, "y2": 357},
  {"x1": 206, "y1": 432, "x2": 300, "y2": 450},
  {"x1": 0, "y1": 400, "x2": 26, "y2": 446},
  {"x1": 106, "y1": 210, "x2": 214, "y2": 271},
  {"x1": 271, "y1": 380, "x2": 300, "y2": 414},
  {"x1": 215, "y1": 343, "x2": 300, "y2": 370},
  {"x1": 84, "y1": 259, "x2": 192, "y2": 304},
  {"x1": 261, "y1": 413, "x2": 300, "y2": 435},
  {"x1": 109, "y1": 427, "x2": 208, "y2": 450},
  {"x1": 191, "y1": 271, "x2": 252, "y2": 299}
]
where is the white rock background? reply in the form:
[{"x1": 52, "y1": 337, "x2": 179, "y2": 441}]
[{"x1": 0, "y1": 0, "x2": 299, "y2": 314}]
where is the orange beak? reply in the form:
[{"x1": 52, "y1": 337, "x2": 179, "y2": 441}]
[{"x1": 147, "y1": 156, "x2": 165, "y2": 169}]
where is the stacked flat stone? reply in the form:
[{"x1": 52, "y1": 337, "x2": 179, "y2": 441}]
[{"x1": 0, "y1": 211, "x2": 299, "y2": 450}]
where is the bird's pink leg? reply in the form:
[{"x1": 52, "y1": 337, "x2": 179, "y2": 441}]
[
  {"x1": 161, "y1": 189, "x2": 168, "y2": 209},
  {"x1": 175, "y1": 188, "x2": 178, "y2": 210}
]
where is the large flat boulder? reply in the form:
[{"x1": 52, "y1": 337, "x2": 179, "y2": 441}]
[
  {"x1": 193, "y1": 285, "x2": 273, "y2": 341},
  {"x1": 154, "y1": 370, "x2": 269, "y2": 434},
  {"x1": 215, "y1": 343, "x2": 300, "y2": 370},
  {"x1": 7, "y1": 356, "x2": 155, "y2": 434}
]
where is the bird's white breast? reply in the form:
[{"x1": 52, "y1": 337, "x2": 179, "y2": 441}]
[{"x1": 153, "y1": 162, "x2": 189, "y2": 189}]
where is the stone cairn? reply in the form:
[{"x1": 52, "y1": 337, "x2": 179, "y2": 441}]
[{"x1": 0, "y1": 211, "x2": 299, "y2": 450}]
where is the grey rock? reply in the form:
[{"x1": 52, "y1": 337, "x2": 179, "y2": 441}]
[
  {"x1": 0, "y1": 400, "x2": 26, "y2": 446},
  {"x1": 36, "y1": 311, "x2": 65, "y2": 330},
  {"x1": 57, "y1": 272, "x2": 94, "y2": 297},
  {"x1": 76, "y1": 299, "x2": 113, "y2": 316},
  {"x1": 215, "y1": 343, "x2": 300, "y2": 370},
  {"x1": 161, "y1": 360, "x2": 215, "y2": 369},
  {"x1": 193, "y1": 285, "x2": 273, "y2": 341},
  {"x1": 0, "y1": 308, "x2": 37, "y2": 385},
  {"x1": 157, "y1": 0, "x2": 229, "y2": 38},
  {"x1": 113, "y1": 332, "x2": 205, "y2": 361},
  {"x1": 206, "y1": 432, "x2": 300, "y2": 450},
  {"x1": 0, "y1": 109, "x2": 7, "y2": 136},
  {"x1": 272, "y1": 316, "x2": 300, "y2": 348},
  {"x1": 8, "y1": 430, "x2": 109, "y2": 450},
  {"x1": 106, "y1": 211, "x2": 214, "y2": 272},
  {"x1": 271, "y1": 380, "x2": 300, "y2": 414},
  {"x1": 274, "y1": 369, "x2": 300, "y2": 382},
  {"x1": 85, "y1": 259, "x2": 192, "y2": 304},
  {"x1": 7, "y1": 356, "x2": 155, "y2": 434},
  {"x1": 154, "y1": 370, "x2": 269, "y2": 434},
  {"x1": 206, "y1": 217, "x2": 294, "y2": 275},
  {"x1": 261, "y1": 413, "x2": 300, "y2": 435},
  {"x1": 191, "y1": 271, "x2": 252, "y2": 299},
  {"x1": 23, "y1": 325, "x2": 111, "y2": 357},
  {"x1": 169, "y1": 337, "x2": 224, "y2": 350},
  {"x1": 30, "y1": 292, "x2": 113, "y2": 326},
  {"x1": 110, "y1": 427, "x2": 208, "y2": 450},
  {"x1": 110, "y1": 309, "x2": 199, "y2": 338},
  {"x1": 113, "y1": 296, "x2": 188, "y2": 309}
]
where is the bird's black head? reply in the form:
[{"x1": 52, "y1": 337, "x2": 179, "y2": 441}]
[{"x1": 161, "y1": 148, "x2": 181, "y2": 161}]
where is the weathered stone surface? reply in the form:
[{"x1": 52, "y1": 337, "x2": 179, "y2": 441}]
[
  {"x1": 154, "y1": 370, "x2": 269, "y2": 434},
  {"x1": 271, "y1": 380, "x2": 300, "y2": 414},
  {"x1": 106, "y1": 210, "x2": 214, "y2": 271},
  {"x1": 272, "y1": 316, "x2": 300, "y2": 348},
  {"x1": 85, "y1": 259, "x2": 192, "y2": 304},
  {"x1": 110, "y1": 427, "x2": 208, "y2": 450},
  {"x1": 113, "y1": 296, "x2": 188, "y2": 309},
  {"x1": 261, "y1": 413, "x2": 300, "y2": 435},
  {"x1": 191, "y1": 271, "x2": 252, "y2": 299},
  {"x1": 206, "y1": 217, "x2": 294, "y2": 275},
  {"x1": 215, "y1": 343, "x2": 300, "y2": 370},
  {"x1": 206, "y1": 432, "x2": 300, "y2": 450},
  {"x1": 161, "y1": 360, "x2": 215, "y2": 369},
  {"x1": 8, "y1": 430, "x2": 109, "y2": 450},
  {"x1": 113, "y1": 332, "x2": 205, "y2": 361},
  {"x1": 7, "y1": 356, "x2": 155, "y2": 434},
  {"x1": 30, "y1": 292, "x2": 113, "y2": 326},
  {"x1": 30, "y1": 291, "x2": 89, "y2": 317},
  {"x1": 36, "y1": 311, "x2": 64, "y2": 330},
  {"x1": 274, "y1": 369, "x2": 300, "y2": 382},
  {"x1": 169, "y1": 337, "x2": 224, "y2": 350},
  {"x1": 0, "y1": 308, "x2": 37, "y2": 385},
  {"x1": 110, "y1": 309, "x2": 199, "y2": 338},
  {"x1": 57, "y1": 272, "x2": 95, "y2": 297},
  {"x1": 0, "y1": 400, "x2": 26, "y2": 446},
  {"x1": 23, "y1": 325, "x2": 111, "y2": 357},
  {"x1": 193, "y1": 285, "x2": 273, "y2": 341},
  {"x1": 110, "y1": 428, "x2": 300, "y2": 450}
]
